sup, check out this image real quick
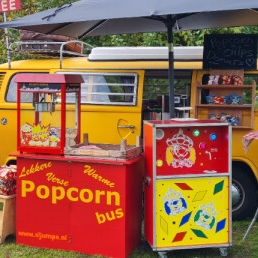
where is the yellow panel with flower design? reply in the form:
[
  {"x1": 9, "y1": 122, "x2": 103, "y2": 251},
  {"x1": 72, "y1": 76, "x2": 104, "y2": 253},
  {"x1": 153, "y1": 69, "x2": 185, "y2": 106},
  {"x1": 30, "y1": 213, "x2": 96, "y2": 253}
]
[{"x1": 155, "y1": 177, "x2": 230, "y2": 248}]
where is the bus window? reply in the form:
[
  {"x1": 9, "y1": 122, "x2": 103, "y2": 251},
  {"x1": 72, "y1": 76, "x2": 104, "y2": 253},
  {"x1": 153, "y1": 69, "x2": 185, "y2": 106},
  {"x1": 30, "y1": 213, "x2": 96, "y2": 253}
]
[
  {"x1": 143, "y1": 69, "x2": 192, "y2": 110},
  {"x1": 6, "y1": 73, "x2": 44, "y2": 103},
  {"x1": 60, "y1": 72, "x2": 138, "y2": 106}
]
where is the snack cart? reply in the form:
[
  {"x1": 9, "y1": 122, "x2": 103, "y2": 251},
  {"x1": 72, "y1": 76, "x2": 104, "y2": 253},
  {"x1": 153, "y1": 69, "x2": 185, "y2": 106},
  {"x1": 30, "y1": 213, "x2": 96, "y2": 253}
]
[
  {"x1": 14, "y1": 74, "x2": 144, "y2": 258},
  {"x1": 144, "y1": 119, "x2": 232, "y2": 257}
]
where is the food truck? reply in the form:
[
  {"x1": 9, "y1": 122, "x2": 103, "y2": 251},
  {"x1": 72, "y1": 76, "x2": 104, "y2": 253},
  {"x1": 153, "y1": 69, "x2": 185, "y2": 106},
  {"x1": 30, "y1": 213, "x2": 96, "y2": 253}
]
[
  {"x1": 3, "y1": 33, "x2": 258, "y2": 257},
  {"x1": 0, "y1": 38, "x2": 257, "y2": 222}
]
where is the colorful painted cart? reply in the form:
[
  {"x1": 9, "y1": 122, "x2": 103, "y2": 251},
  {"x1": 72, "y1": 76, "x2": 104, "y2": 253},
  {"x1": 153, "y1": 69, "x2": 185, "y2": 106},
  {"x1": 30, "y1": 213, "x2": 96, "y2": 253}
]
[{"x1": 144, "y1": 119, "x2": 232, "y2": 257}]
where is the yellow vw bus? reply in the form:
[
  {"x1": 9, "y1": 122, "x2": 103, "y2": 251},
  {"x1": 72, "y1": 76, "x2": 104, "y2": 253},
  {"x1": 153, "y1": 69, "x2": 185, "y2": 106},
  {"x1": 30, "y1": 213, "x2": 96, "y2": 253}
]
[{"x1": 0, "y1": 42, "x2": 257, "y2": 220}]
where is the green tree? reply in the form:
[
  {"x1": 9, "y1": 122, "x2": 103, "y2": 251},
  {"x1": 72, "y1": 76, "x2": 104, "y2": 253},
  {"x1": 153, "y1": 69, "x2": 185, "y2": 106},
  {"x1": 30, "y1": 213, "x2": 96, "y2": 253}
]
[
  {"x1": 85, "y1": 26, "x2": 258, "y2": 48},
  {"x1": 0, "y1": 0, "x2": 76, "y2": 63}
]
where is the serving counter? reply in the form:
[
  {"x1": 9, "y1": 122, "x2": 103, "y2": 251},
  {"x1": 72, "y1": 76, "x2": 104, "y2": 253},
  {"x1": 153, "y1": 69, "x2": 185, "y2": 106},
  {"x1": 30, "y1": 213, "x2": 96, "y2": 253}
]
[{"x1": 15, "y1": 153, "x2": 144, "y2": 258}]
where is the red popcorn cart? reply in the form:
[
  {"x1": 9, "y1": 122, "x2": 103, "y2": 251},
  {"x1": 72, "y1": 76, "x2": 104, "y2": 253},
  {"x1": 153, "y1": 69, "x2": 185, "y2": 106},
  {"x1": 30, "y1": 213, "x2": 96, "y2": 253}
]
[
  {"x1": 144, "y1": 119, "x2": 232, "y2": 257},
  {"x1": 14, "y1": 73, "x2": 144, "y2": 258},
  {"x1": 15, "y1": 73, "x2": 83, "y2": 155}
]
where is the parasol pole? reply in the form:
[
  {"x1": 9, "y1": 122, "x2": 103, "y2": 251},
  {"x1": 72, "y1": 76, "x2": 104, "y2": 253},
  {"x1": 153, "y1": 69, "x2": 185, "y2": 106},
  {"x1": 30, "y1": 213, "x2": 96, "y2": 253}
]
[
  {"x1": 166, "y1": 15, "x2": 175, "y2": 118},
  {"x1": 3, "y1": 12, "x2": 11, "y2": 68}
]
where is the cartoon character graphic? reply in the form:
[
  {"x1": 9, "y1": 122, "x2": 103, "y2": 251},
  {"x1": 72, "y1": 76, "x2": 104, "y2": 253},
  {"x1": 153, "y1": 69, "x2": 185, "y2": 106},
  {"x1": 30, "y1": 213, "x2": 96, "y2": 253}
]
[
  {"x1": 194, "y1": 202, "x2": 217, "y2": 230},
  {"x1": 49, "y1": 128, "x2": 60, "y2": 147},
  {"x1": 166, "y1": 129, "x2": 196, "y2": 168},
  {"x1": 162, "y1": 188, "x2": 187, "y2": 216}
]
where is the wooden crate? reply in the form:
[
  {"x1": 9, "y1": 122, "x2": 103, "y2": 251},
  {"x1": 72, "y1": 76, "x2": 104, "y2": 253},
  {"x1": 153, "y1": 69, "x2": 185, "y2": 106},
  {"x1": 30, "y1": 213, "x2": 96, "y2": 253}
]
[{"x1": 0, "y1": 195, "x2": 16, "y2": 243}]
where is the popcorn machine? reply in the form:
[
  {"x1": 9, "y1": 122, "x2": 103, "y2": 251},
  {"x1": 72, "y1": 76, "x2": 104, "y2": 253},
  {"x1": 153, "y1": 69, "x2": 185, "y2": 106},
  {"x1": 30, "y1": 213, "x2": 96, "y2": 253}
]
[
  {"x1": 15, "y1": 73, "x2": 83, "y2": 155},
  {"x1": 144, "y1": 119, "x2": 232, "y2": 257}
]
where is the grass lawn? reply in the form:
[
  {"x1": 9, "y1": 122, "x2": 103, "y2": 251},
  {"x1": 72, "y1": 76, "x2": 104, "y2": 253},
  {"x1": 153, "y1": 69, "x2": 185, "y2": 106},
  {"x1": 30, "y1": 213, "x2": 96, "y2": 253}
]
[{"x1": 0, "y1": 219, "x2": 257, "y2": 257}]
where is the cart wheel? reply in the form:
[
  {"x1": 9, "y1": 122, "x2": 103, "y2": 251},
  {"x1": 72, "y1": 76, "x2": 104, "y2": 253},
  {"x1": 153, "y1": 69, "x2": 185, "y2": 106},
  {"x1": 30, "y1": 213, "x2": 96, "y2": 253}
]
[
  {"x1": 158, "y1": 251, "x2": 168, "y2": 258},
  {"x1": 219, "y1": 247, "x2": 228, "y2": 257}
]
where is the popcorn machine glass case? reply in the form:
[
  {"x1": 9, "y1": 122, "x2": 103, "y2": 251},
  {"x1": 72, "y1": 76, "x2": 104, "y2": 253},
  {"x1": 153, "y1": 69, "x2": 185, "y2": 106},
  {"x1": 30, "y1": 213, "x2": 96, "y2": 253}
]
[{"x1": 15, "y1": 74, "x2": 83, "y2": 155}]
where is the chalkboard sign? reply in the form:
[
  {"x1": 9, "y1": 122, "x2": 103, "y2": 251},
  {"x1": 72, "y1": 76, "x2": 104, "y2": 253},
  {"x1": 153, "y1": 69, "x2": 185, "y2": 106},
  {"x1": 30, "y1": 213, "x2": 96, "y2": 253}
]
[{"x1": 203, "y1": 34, "x2": 257, "y2": 70}]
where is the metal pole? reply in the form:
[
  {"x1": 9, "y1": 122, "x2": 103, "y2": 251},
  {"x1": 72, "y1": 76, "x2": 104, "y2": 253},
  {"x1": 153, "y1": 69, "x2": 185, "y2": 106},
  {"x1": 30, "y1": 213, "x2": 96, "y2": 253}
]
[
  {"x1": 243, "y1": 206, "x2": 258, "y2": 240},
  {"x1": 166, "y1": 15, "x2": 175, "y2": 118},
  {"x1": 3, "y1": 12, "x2": 11, "y2": 68}
]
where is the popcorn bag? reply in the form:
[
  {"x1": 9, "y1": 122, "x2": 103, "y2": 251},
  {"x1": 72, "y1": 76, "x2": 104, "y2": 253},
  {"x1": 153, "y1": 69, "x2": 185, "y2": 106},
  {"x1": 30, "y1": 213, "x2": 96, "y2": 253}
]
[
  {"x1": 0, "y1": 165, "x2": 17, "y2": 196},
  {"x1": 207, "y1": 74, "x2": 244, "y2": 86},
  {"x1": 219, "y1": 75, "x2": 232, "y2": 85}
]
